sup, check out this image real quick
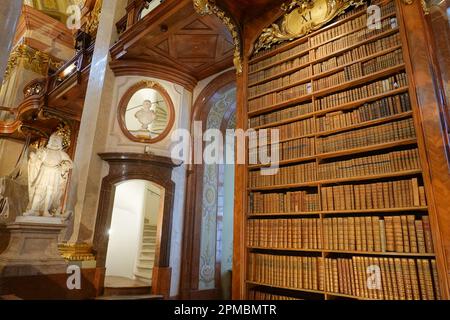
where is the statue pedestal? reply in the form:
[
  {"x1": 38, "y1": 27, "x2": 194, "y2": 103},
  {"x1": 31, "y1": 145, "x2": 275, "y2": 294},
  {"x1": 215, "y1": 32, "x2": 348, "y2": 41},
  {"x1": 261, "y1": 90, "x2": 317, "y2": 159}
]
[{"x1": 0, "y1": 216, "x2": 68, "y2": 277}]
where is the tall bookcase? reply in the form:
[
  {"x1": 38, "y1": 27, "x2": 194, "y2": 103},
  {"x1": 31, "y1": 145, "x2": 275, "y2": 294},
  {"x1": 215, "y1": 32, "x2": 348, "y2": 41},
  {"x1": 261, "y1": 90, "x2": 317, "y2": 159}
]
[{"x1": 243, "y1": 0, "x2": 443, "y2": 300}]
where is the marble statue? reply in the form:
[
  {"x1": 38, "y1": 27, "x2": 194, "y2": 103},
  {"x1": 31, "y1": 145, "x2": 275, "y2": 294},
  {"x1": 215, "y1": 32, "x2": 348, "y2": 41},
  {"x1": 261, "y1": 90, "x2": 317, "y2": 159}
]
[
  {"x1": 25, "y1": 133, "x2": 73, "y2": 217},
  {"x1": 135, "y1": 99, "x2": 157, "y2": 131}
]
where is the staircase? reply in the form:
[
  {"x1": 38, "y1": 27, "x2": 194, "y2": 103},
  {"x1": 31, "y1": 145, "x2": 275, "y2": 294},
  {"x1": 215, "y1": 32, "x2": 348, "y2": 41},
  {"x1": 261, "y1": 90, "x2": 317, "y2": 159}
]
[{"x1": 134, "y1": 222, "x2": 157, "y2": 284}]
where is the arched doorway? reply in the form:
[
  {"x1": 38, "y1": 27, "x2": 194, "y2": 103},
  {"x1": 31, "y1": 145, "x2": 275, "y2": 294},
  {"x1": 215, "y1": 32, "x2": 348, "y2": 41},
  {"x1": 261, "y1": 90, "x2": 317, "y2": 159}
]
[
  {"x1": 104, "y1": 179, "x2": 164, "y2": 292},
  {"x1": 180, "y1": 70, "x2": 236, "y2": 299},
  {"x1": 93, "y1": 153, "x2": 181, "y2": 298}
]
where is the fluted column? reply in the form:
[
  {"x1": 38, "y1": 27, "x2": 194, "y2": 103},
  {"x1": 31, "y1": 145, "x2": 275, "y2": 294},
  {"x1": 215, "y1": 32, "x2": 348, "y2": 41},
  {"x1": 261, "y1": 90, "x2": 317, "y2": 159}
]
[{"x1": 0, "y1": 1, "x2": 23, "y2": 83}]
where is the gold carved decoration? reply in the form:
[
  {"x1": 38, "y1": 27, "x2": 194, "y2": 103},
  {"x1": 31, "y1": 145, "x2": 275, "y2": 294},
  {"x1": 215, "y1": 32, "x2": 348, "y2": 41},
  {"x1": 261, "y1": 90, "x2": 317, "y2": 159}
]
[
  {"x1": 193, "y1": 0, "x2": 243, "y2": 75},
  {"x1": 3, "y1": 44, "x2": 63, "y2": 83},
  {"x1": 401, "y1": 0, "x2": 429, "y2": 15},
  {"x1": 254, "y1": 0, "x2": 366, "y2": 53},
  {"x1": 58, "y1": 242, "x2": 95, "y2": 261},
  {"x1": 84, "y1": 0, "x2": 102, "y2": 36}
]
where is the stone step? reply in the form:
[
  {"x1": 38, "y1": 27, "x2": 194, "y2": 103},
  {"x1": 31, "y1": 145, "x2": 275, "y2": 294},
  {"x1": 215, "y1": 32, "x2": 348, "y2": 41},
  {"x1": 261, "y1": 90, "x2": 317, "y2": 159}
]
[{"x1": 135, "y1": 271, "x2": 152, "y2": 281}]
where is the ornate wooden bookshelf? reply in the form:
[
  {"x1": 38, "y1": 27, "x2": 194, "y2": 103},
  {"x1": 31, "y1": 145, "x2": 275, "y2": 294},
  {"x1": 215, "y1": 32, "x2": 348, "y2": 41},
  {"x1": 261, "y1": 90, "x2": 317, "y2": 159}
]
[{"x1": 242, "y1": 0, "x2": 444, "y2": 301}]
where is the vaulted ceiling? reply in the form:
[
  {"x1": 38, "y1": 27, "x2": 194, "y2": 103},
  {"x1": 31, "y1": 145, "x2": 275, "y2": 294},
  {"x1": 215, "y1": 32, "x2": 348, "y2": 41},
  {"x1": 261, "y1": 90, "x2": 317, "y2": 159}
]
[{"x1": 110, "y1": 0, "x2": 235, "y2": 86}]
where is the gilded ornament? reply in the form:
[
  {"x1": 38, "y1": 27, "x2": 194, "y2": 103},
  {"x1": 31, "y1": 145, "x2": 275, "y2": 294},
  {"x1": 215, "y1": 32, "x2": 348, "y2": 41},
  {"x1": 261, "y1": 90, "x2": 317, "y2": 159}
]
[
  {"x1": 193, "y1": 0, "x2": 242, "y2": 74},
  {"x1": 254, "y1": 0, "x2": 366, "y2": 53}
]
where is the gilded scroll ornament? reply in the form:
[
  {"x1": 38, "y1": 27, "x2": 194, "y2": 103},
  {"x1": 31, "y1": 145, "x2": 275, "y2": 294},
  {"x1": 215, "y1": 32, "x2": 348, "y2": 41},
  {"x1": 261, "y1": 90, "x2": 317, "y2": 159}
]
[
  {"x1": 254, "y1": 0, "x2": 366, "y2": 53},
  {"x1": 401, "y1": 0, "x2": 429, "y2": 15},
  {"x1": 3, "y1": 45, "x2": 62, "y2": 83},
  {"x1": 84, "y1": 0, "x2": 103, "y2": 36},
  {"x1": 193, "y1": 0, "x2": 243, "y2": 75}
]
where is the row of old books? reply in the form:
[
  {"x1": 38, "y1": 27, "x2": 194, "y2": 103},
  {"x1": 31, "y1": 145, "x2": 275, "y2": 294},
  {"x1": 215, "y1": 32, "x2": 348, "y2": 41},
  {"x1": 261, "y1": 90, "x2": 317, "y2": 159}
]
[
  {"x1": 316, "y1": 117, "x2": 415, "y2": 153},
  {"x1": 248, "y1": 191, "x2": 319, "y2": 214},
  {"x1": 247, "y1": 290, "x2": 301, "y2": 300},
  {"x1": 268, "y1": 116, "x2": 315, "y2": 141},
  {"x1": 247, "y1": 218, "x2": 322, "y2": 249},
  {"x1": 248, "y1": 82, "x2": 311, "y2": 113},
  {"x1": 321, "y1": 178, "x2": 427, "y2": 211},
  {"x1": 248, "y1": 54, "x2": 310, "y2": 87},
  {"x1": 249, "y1": 41, "x2": 309, "y2": 74},
  {"x1": 309, "y1": 1, "x2": 395, "y2": 47},
  {"x1": 317, "y1": 148, "x2": 421, "y2": 180},
  {"x1": 323, "y1": 215, "x2": 434, "y2": 253},
  {"x1": 314, "y1": 49, "x2": 403, "y2": 90},
  {"x1": 249, "y1": 102, "x2": 313, "y2": 128},
  {"x1": 325, "y1": 257, "x2": 440, "y2": 299},
  {"x1": 249, "y1": 65, "x2": 311, "y2": 99},
  {"x1": 317, "y1": 73, "x2": 408, "y2": 110},
  {"x1": 248, "y1": 253, "x2": 324, "y2": 291},
  {"x1": 248, "y1": 162, "x2": 317, "y2": 188},
  {"x1": 248, "y1": 137, "x2": 315, "y2": 164},
  {"x1": 358, "y1": 49, "x2": 403, "y2": 76},
  {"x1": 316, "y1": 93, "x2": 411, "y2": 132},
  {"x1": 313, "y1": 33, "x2": 401, "y2": 75},
  {"x1": 313, "y1": 17, "x2": 397, "y2": 60}
]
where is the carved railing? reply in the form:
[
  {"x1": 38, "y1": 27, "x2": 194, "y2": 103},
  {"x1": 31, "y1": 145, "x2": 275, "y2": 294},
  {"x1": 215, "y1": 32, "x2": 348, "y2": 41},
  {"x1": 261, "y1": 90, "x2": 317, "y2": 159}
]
[
  {"x1": 0, "y1": 32, "x2": 95, "y2": 138},
  {"x1": 116, "y1": 0, "x2": 165, "y2": 35}
]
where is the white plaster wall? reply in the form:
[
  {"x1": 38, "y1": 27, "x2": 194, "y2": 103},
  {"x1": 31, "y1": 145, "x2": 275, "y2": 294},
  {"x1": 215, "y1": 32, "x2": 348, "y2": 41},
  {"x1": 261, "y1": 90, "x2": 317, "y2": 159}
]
[
  {"x1": 105, "y1": 180, "x2": 147, "y2": 279},
  {"x1": 98, "y1": 75, "x2": 192, "y2": 297}
]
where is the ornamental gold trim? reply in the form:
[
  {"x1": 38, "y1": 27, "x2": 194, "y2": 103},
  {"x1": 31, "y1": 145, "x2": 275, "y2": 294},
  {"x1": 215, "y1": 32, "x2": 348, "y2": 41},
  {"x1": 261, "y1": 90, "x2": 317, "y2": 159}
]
[
  {"x1": 84, "y1": 0, "x2": 102, "y2": 36},
  {"x1": 3, "y1": 44, "x2": 63, "y2": 83},
  {"x1": 58, "y1": 242, "x2": 96, "y2": 261},
  {"x1": 401, "y1": 0, "x2": 429, "y2": 15},
  {"x1": 193, "y1": 0, "x2": 243, "y2": 75},
  {"x1": 254, "y1": 0, "x2": 366, "y2": 53}
]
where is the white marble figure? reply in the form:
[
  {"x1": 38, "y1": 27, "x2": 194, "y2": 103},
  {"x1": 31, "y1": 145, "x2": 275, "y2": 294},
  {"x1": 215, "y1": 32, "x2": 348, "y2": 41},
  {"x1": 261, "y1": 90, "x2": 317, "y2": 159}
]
[
  {"x1": 135, "y1": 99, "x2": 157, "y2": 131},
  {"x1": 25, "y1": 133, "x2": 73, "y2": 217}
]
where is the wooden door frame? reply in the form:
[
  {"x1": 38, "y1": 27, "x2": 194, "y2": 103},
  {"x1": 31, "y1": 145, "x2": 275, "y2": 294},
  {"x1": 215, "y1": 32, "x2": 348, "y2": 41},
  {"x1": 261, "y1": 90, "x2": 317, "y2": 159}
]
[
  {"x1": 179, "y1": 70, "x2": 236, "y2": 299},
  {"x1": 93, "y1": 152, "x2": 181, "y2": 298}
]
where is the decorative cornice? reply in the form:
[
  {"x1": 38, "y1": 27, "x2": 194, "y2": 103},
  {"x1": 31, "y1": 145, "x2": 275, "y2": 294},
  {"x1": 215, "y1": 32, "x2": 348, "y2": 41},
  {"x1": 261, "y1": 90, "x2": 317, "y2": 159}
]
[
  {"x1": 3, "y1": 44, "x2": 63, "y2": 83},
  {"x1": 401, "y1": 0, "x2": 429, "y2": 15},
  {"x1": 254, "y1": 0, "x2": 366, "y2": 54},
  {"x1": 193, "y1": 0, "x2": 242, "y2": 75},
  {"x1": 109, "y1": 59, "x2": 198, "y2": 91}
]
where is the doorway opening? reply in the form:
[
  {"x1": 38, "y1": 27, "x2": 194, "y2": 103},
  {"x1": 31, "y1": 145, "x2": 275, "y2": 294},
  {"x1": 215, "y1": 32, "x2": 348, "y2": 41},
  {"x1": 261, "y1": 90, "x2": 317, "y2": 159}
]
[{"x1": 104, "y1": 179, "x2": 164, "y2": 293}]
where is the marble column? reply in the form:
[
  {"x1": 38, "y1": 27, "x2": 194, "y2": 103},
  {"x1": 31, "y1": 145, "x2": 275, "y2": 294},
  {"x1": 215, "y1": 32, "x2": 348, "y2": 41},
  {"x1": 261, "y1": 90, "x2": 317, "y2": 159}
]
[
  {"x1": 69, "y1": 0, "x2": 127, "y2": 245},
  {"x1": 0, "y1": 1, "x2": 23, "y2": 83}
]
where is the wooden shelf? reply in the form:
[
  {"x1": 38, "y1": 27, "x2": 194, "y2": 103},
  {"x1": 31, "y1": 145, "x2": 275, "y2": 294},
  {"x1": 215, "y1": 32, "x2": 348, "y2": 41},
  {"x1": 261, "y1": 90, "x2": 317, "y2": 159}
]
[
  {"x1": 248, "y1": 155, "x2": 316, "y2": 170},
  {"x1": 249, "y1": 75, "x2": 311, "y2": 101},
  {"x1": 248, "y1": 43, "x2": 402, "y2": 101},
  {"x1": 247, "y1": 246, "x2": 435, "y2": 258},
  {"x1": 248, "y1": 181, "x2": 318, "y2": 191},
  {"x1": 320, "y1": 207, "x2": 429, "y2": 215},
  {"x1": 317, "y1": 169, "x2": 423, "y2": 185},
  {"x1": 316, "y1": 138, "x2": 418, "y2": 160},
  {"x1": 247, "y1": 207, "x2": 429, "y2": 217},
  {"x1": 248, "y1": 64, "x2": 405, "y2": 117},
  {"x1": 312, "y1": 28, "x2": 399, "y2": 65},
  {"x1": 246, "y1": 281, "x2": 325, "y2": 296},
  {"x1": 251, "y1": 111, "x2": 315, "y2": 130},
  {"x1": 313, "y1": 64, "x2": 406, "y2": 98},
  {"x1": 309, "y1": 12, "x2": 398, "y2": 51},
  {"x1": 248, "y1": 48, "x2": 309, "y2": 76},
  {"x1": 248, "y1": 94, "x2": 313, "y2": 117},
  {"x1": 322, "y1": 250, "x2": 435, "y2": 257},
  {"x1": 248, "y1": 211, "x2": 322, "y2": 217},
  {"x1": 311, "y1": 44, "x2": 402, "y2": 82},
  {"x1": 314, "y1": 86, "x2": 409, "y2": 117},
  {"x1": 248, "y1": 61, "x2": 310, "y2": 88},
  {"x1": 248, "y1": 246, "x2": 322, "y2": 253},
  {"x1": 243, "y1": 3, "x2": 443, "y2": 302},
  {"x1": 315, "y1": 111, "x2": 413, "y2": 138}
]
